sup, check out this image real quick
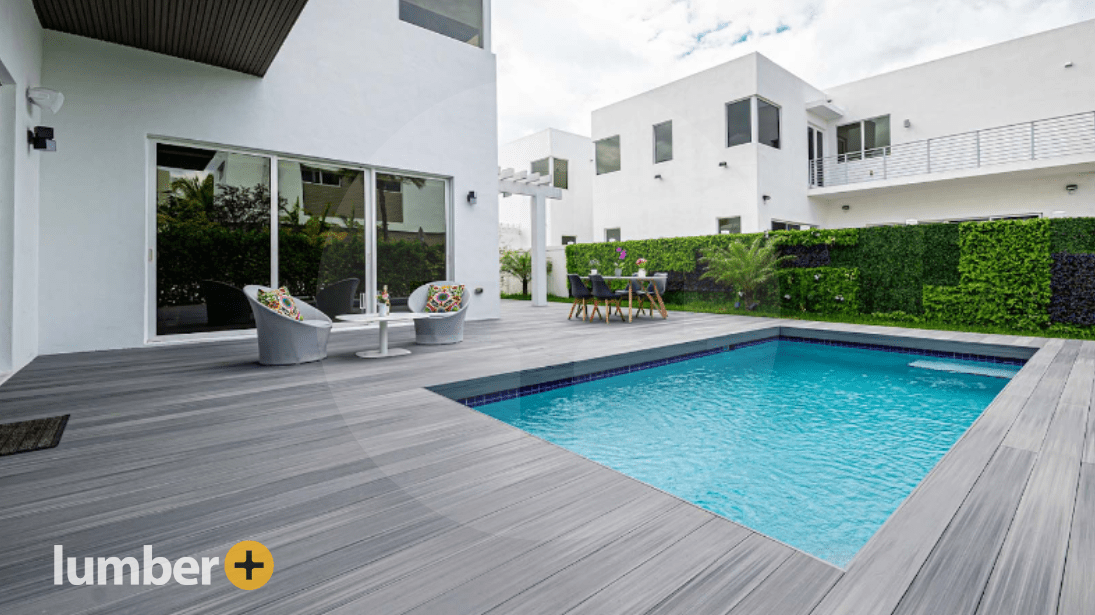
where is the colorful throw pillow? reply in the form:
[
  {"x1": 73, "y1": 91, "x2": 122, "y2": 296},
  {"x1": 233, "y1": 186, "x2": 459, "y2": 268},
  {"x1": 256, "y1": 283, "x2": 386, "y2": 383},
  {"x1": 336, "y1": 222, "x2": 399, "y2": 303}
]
[
  {"x1": 425, "y1": 284, "x2": 465, "y2": 313},
  {"x1": 256, "y1": 287, "x2": 303, "y2": 321}
]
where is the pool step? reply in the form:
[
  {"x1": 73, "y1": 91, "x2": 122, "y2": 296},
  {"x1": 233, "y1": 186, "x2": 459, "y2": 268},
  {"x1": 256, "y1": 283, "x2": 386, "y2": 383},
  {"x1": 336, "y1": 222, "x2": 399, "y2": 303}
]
[{"x1": 908, "y1": 360, "x2": 1019, "y2": 379}]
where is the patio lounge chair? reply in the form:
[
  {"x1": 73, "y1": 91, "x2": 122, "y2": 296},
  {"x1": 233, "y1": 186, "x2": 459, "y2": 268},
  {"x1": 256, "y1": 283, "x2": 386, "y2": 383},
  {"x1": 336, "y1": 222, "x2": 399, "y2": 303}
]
[
  {"x1": 315, "y1": 278, "x2": 360, "y2": 318},
  {"x1": 199, "y1": 280, "x2": 253, "y2": 327},
  {"x1": 408, "y1": 281, "x2": 472, "y2": 345},
  {"x1": 244, "y1": 285, "x2": 333, "y2": 365},
  {"x1": 588, "y1": 274, "x2": 623, "y2": 323},
  {"x1": 567, "y1": 274, "x2": 593, "y2": 320}
]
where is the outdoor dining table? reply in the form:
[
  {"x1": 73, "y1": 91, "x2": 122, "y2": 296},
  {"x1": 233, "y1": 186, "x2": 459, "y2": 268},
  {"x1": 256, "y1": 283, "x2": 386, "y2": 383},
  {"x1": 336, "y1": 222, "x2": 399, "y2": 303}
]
[{"x1": 579, "y1": 274, "x2": 669, "y2": 323}]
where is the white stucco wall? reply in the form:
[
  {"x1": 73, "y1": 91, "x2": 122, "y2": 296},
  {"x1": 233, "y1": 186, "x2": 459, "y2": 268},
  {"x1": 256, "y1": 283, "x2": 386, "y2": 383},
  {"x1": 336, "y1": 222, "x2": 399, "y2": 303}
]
[
  {"x1": 37, "y1": 0, "x2": 499, "y2": 355},
  {"x1": 591, "y1": 54, "x2": 763, "y2": 239},
  {"x1": 0, "y1": 0, "x2": 43, "y2": 373}
]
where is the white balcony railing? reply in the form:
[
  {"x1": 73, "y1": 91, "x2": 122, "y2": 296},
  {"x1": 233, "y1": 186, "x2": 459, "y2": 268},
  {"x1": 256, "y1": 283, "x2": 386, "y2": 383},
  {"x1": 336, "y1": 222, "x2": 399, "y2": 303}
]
[{"x1": 808, "y1": 111, "x2": 1095, "y2": 188}]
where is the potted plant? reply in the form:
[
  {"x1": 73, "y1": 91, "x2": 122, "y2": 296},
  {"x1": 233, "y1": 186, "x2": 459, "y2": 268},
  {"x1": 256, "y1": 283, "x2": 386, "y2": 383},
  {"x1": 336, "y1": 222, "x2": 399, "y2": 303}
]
[
  {"x1": 588, "y1": 258, "x2": 600, "y2": 275},
  {"x1": 614, "y1": 246, "x2": 628, "y2": 276},
  {"x1": 635, "y1": 258, "x2": 648, "y2": 277},
  {"x1": 377, "y1": 285, "x2": 391, "y2": 316}
]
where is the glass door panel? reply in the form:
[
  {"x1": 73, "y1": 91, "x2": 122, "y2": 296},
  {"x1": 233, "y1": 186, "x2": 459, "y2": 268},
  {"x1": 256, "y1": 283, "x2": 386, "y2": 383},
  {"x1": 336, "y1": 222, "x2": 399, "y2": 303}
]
[
  {"x1": 375, "y1": 174, "x2": 447, "y2": 312},
  {"x1": 156, "y1": 144, "x2": 270, "y2": 335}
]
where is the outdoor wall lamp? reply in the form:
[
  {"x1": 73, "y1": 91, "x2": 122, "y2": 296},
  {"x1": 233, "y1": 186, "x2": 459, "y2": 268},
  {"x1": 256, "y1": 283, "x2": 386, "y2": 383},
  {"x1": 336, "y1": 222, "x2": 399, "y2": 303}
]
[
  {"x1": 654, "y1": 174, "x2": 663, "y2": 180},
  {"x1": 903, "y1": 119, "x2": 912, "y2": 128},
  {"x1": 1066, "y1": 184, "x2": 1078, "y2": 194},
  {"x1": 467, "y1": 191, "x2": 477, "y2": 204},
  {"x1": 762, "y1": 195, "x2": 771, "y2": 203},
  {"x1": 841, "y1": 205, "x2": 850, "y2": 211},
  {"x1": 27, "y1": 87, "x2": 64, "y2": 114},
  {"x1": 1064, "y1": 61, "x2": 1074, "y2": 68},
  {"x1": 28, "y1": 126, "x2": 56, "y2": 151},
  {"x1": 718, "y1": 162, "x2": 728, "y2": 167}
]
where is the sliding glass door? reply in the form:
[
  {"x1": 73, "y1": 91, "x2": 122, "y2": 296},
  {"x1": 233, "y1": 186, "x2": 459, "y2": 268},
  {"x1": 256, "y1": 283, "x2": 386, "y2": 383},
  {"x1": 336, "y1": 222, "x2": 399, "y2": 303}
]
[{"x1": 153, "y1": 139, "x2": 449, "y2": 338}]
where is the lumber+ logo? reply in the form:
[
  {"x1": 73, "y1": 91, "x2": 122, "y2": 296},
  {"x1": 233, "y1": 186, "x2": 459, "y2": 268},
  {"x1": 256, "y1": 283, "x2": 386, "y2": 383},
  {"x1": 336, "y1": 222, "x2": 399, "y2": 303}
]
[{"x1": 53, "y1": 540, "x2": 274, "y2": 590}]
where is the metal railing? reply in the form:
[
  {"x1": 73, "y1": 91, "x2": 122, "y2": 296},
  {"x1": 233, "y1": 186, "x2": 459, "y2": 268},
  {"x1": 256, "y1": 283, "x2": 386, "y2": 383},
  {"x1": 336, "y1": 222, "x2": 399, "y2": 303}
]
[{"x1": 808, "y1": 111, "x2": 1095, "y2": 188}]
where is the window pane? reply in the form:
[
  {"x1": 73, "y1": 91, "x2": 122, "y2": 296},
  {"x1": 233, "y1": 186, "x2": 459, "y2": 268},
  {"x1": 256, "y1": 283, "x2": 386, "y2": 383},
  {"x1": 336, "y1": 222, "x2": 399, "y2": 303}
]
[
  {"x1": 399, "y1": 0, "x2": 483, "y2": 47},
  {"x1": 837, "y1": 122, "x2": 862, "y2": 158},
  {"x1": 376, "y1": 174, "x2": 447, "y2": 308},
  {"x1": 530, "y1": 157, "x2": 550, "y2": 177},
  {"x1": 864, "y1": 115, "x2": 890, "y2": 151},
  {"x1": 727, "y1": 99, "x2": 752, "y2": 147},
  {"x1": 561, "y1": 235, "x2": 576, "y2": 245},
  {"x1": 553, "y1": 158, "x2": 569, "y2": 189},
  {"x1": 156, "y1": 143, "x2": 270, "y2": 335},
  {"x1": 596, "y1": 136, "x2": 621, "y2": 175},
  {"x1": 654, "y1": 121, "x2": 673, "y2": 163},
  {"x1": 277, "y1": 161, "x2": 365, "y2": 307},
  {"x1": 758, "y1": 99, "x2": 780, "y2": 149},
  {"x1": 717, "y1": 217, "x2": 741, "y2": 234},
  {"x1": 605, "y1": 228, "x2": 621, "y2": 242}
]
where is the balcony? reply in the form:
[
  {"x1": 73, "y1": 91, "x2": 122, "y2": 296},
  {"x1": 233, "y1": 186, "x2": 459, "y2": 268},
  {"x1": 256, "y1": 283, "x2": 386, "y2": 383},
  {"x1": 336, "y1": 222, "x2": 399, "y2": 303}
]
[{"x1": 809, "y1": 111, "x2": 1095, "y2": 191}]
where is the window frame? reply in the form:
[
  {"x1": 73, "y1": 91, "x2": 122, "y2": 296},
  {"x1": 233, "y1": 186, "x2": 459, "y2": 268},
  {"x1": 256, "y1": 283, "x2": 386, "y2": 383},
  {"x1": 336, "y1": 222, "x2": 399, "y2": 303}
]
[
  {"x1": 725, "y1": 97, "x2": 753, "y2": 148},
  {"x1": 595, "y1": 135, "x2": 622, "y2": 176},
  {"x1": 653, "y1": 120, "x2": 673, "y2": 164},
  {"x1": 756, "y1": 97, "x2": 781, "y2": 150},
  {"x1": 717, "y1": 216, "x2": 742, "y2": 235},
  {"x1": 552, "y1": 158, "x2": 569, "y2": 190},
  {"x1": 561, "y1": 235, "x2": 577, "y2": 246},
  {"x1": 604, "y1": 228, "x2": 621, "y2": 242},
  {"x1": 837, "y1": 115, "x2": 891, "y2": 160}
]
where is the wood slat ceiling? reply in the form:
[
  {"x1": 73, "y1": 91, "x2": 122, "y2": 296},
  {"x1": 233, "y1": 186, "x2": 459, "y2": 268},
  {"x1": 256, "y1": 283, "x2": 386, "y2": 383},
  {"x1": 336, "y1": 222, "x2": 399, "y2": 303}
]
[{"x1": 32, "y1": 0, "x2": 311, "y2": 77}]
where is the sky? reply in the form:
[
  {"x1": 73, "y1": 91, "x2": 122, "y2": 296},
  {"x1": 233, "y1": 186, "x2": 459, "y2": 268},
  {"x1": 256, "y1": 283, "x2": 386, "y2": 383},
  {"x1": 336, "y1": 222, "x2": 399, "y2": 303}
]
[{"x1": 492, "y1": 0, "x2": 1095, "y2": 145}]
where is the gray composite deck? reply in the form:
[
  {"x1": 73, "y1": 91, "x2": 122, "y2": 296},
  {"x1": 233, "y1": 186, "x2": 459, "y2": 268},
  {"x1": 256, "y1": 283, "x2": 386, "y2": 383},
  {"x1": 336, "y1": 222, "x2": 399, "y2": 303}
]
[{"x1": 0, "y1": 301, "x2": 1090, "y2": 614}]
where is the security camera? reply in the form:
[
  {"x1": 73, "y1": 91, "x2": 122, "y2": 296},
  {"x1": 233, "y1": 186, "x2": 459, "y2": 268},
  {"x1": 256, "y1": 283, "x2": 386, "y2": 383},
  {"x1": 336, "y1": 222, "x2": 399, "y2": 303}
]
[{"x1": 27, "y1": 87, "x2": 64, "y2": 114}]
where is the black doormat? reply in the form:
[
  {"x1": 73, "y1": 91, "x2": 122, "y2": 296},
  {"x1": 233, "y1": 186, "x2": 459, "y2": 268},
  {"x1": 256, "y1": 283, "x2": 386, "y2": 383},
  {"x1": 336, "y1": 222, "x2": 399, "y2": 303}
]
[{"x1": 0, "y1": 415, "x2": 70, "y2": 456}]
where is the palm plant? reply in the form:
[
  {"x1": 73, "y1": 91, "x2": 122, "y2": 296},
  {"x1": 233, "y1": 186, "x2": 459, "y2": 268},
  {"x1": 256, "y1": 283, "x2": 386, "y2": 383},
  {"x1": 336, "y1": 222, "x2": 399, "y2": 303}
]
[
  {"x1": 500, "y1": 248, "x2": 552, "y2": 295},
  {"x1": 700, "y1": 236, "x2": 789, "y2": 308}
]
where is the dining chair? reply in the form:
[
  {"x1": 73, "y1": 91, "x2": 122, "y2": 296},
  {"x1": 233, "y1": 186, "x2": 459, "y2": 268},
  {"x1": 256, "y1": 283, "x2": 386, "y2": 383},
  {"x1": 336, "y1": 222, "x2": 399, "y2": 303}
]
[
  {"x1": 567, "y1": 274, "x2": 593, "y2": 320},
  {"x1": 587, "y1": 274, "x2": 623, "y2": 323},
  {"x1": 616, "y1": 278, "x2": 648, "y2": 315},
  {"x1": 638, "y1": 273, "x2": 668, "y2": 317}
]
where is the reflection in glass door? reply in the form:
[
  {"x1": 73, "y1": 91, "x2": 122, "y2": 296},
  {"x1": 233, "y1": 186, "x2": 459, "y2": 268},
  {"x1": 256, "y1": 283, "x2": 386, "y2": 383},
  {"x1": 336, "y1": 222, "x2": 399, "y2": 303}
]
[
  {"x1": 155, "y1": 143, "x2": 270, "y2": 335},
  {"x1": 375, "y1": 174, "x2": 447, "y2": 312},
  {"x1": 808, "y1": 126, "x2": 825, "y2": 187}
]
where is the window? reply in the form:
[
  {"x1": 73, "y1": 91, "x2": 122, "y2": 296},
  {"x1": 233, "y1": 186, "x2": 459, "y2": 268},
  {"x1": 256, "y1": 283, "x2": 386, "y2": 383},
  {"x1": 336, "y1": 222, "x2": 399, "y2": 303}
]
[
  {"x1": 553, "y1": 158, "x2": 569, "y2": 189},
  {"x1": 399, "y1": 0, "x2": 483, "y2": 48},
  {"x1": 726, "y1": 99, "x2": 752, "y2": 147},
  {"x1": 771, "y1": 220, "x2": 811, "y2": 231},
  {"x1": 653, "y1": 121, "x2": 673, "y2": 163},
  {"x1": 301, "y1": 166, "x2": 342, "y2": 186},
  {"x1": 596, "y1": 136, "x2": 621, "y2": 175},
  {"x1": 605, "y1": 228, "x2": 621, "y2": 242},
  {"x1": 757, "y1": 99, "x2": 780, "y2": 149},
  {"x1": 717, "y1": 217, "x2": 742, "y2": 234},
  {"x1": 838, "y1": 115, "x2": 890, "y2": 160},
  {"x1": 561, "y1": 235, "x2": 577, "y2": 245},
  {"x1": 530, "y1": 158, "x2": 550, "y2": 178}
]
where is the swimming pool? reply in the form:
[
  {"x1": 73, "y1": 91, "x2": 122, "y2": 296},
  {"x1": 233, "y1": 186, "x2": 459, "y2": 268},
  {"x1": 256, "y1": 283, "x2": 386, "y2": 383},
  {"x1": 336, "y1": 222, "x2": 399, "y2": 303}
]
[{"x1": 472, "y1": 339, "x2": 1017, "y2": 567}]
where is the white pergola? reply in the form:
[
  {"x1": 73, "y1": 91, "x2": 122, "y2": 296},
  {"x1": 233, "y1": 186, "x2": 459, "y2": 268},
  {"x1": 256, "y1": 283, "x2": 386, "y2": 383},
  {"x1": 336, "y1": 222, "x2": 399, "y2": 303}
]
[{"x1": 499, "y1": 167, "x2": 563, "y2": 307}]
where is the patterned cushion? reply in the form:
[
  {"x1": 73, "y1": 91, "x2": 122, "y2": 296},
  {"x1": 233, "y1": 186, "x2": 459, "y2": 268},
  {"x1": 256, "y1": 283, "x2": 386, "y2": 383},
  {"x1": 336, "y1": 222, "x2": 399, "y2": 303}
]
[
  {"x1": 425, "y1": 284, "x2": 465, "y2": 313},
  {"x1": 256, "y1": 287, "x2": 303, "y2": 321}
]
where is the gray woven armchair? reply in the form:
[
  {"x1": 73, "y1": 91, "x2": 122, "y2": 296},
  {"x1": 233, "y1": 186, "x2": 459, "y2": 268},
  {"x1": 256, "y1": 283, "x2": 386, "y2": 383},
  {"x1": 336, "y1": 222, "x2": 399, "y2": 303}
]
[
  {"x1": 407, "y1": 281, "x2": 472, "y2": 345},
  {"x1": 244, "y1": 286, "x2": 333, "y2": 365}
]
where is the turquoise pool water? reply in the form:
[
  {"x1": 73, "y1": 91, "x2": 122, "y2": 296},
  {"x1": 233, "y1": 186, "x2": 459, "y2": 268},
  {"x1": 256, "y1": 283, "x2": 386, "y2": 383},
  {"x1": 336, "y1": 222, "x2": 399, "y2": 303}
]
[{"x1": 475, "y1": 340, "x2": 1015, "y2": 567}]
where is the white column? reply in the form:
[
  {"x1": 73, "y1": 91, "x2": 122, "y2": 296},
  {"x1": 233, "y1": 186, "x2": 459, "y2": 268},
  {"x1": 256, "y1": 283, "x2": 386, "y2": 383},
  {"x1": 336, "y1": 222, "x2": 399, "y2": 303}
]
[{"x1": 531, "y1": 193, "x2": 548, "y2": 306}]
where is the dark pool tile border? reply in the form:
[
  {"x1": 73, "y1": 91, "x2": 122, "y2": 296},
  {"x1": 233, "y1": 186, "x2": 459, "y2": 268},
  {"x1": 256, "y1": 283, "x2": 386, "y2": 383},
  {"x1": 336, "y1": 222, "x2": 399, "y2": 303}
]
[{"x1": 458, "y1": 336, "x2": 1026, "y2": 408}]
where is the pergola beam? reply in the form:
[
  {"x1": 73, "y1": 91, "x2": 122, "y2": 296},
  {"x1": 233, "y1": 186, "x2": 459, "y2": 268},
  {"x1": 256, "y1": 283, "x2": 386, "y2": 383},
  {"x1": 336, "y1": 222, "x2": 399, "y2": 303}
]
[{"x1": 499, "y1": 173, "x2": 562, "y2": 307}]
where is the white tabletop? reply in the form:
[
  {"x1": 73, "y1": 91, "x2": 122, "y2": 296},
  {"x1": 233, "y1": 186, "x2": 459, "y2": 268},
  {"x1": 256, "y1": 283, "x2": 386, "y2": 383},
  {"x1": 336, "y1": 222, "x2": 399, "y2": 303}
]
[{"x1": 335, "y1": 313, "x2": 436, "y2": 323}]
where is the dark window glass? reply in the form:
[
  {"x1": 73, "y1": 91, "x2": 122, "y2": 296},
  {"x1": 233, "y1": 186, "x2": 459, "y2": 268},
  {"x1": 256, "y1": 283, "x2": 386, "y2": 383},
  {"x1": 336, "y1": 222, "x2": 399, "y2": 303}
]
[
  {"x1": 758, "y1": 99, "x2": 780, "y2": 149},
  {"x1": 727, "y1": 99, "x2": 752, "y2": 147},
  {"x1": 654, "y1": 121, "x2": 673, "y2": 163},
  {"x1": 837, "y1": 122, "x2": 862, "y2": 159},
  {"x1": 399, "y1": 0, "x2": 483, "y2": 48},
  {"x1": 864, "y1": 115, "x2": 890, "y2": 157},
  {"x1": 596, "y1": 136, "x2": 621, "y2": 175},
  {"x1": 553, "y1": 158, "x2": 569, "y2": 189},
  {"x1": 561, "y1": 235, "x2": 577, "y2": 245},
  {"x1": 717, "y1": 217, "x2": 741, "y2": 234},
  {"x1": 530, "y1": 158, "x2": 550, "y2": 177},
  {"x1": 605, "y1": 228, "x2": 621, "y2": 242}
]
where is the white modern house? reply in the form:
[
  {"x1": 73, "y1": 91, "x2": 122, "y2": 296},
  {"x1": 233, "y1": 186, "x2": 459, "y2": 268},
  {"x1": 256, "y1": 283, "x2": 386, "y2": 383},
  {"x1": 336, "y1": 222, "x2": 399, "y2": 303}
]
[
  {"x1": 504, "y1": 19, "x2": 1094, "y2": 247},
  {"x1": 0, "y1": 0, "x2": 500, "y2": 375}
]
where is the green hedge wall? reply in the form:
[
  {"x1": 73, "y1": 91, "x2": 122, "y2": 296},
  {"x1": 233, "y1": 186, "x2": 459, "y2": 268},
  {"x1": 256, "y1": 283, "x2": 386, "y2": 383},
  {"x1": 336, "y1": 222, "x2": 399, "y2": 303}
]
[
  {"x1": 924, "y1": 218, "x2": 1052, "y2": 329},
  {"x1": 778, "y1": 267, "x2": 860, "y2": 314}
]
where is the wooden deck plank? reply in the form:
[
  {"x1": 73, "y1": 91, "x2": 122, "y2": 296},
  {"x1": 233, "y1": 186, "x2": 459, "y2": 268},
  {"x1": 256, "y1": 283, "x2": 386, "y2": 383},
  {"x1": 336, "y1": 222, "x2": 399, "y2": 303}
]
[
  {"x1": 727, "y1": 551, "x2": 844, "y2": 615},
  {"x1": 1058, "y1": 462, "x2": 1095, "y2": 615},
  {"x1": 891, "y1": 445, "x2": 1037, "y2": 615}
]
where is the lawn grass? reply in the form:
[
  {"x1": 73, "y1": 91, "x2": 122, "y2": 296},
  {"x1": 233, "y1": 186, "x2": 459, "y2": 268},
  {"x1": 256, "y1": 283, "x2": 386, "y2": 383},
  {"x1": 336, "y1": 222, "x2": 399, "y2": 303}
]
[{"x1": 500, "y1": 293, "x2": 1095, "y2": 341}]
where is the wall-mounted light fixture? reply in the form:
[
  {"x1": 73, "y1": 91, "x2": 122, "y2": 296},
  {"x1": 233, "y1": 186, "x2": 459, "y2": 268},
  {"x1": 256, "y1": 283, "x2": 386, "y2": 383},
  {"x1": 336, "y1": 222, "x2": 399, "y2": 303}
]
[
  {"x1": 28, "y1": 126, "x2": 56, "y2": 151},
  {"x1": 1066, "y1": 184, "x2": 1078, "y2": 194},
  {"x1": 903, "y1": 119, "x2": 912, "y2": 128},
  {"x1": 27, "y1": 87, "x2": 64, "y2": 114},
  {"x1": 466, "y1": 191, "x2": 477, "y2": 205},
  {"x1": 762, "y1": 195, "x2": 771, "y2": 203},
  {"x1": 654, "y1": 174, "x2": 662, "y2": 180},
  {"x1": 718, "y1": 162, "x2": 728, "y2": 168},
  {"x1": 841, "y1": 205, "x2": 850, "y2": 211},
  {"x1": 1064, "y1": 61, "x2": 1074, "y2": 68}
]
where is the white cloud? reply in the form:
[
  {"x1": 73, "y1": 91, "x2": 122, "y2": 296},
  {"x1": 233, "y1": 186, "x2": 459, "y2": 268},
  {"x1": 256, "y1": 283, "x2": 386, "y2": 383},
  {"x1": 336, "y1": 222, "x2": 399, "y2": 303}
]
[{"x1": 493, "y1": 0, "x2": 1095, "y2": 144}]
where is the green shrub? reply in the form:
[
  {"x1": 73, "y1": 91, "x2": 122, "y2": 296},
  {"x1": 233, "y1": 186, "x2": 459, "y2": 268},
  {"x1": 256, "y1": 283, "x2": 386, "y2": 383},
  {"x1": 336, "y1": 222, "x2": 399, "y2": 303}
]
[
  {"x1": 1049, "y1": 217, "x2": 1095, "y2": 254},
  {"x1": 778, "y1": 267, "x2": 859, "y2": 314},
  {"x1": 853, "y1": 226, "x2": 925, "y2": 314},
  {"x1": 922, "y1": 223, "x2": 961, "y2": 286}
]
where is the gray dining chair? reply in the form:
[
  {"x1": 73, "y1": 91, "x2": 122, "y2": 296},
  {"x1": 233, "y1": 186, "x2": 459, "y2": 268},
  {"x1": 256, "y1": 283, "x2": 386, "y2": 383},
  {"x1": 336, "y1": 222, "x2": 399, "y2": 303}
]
[
  {"x1": 407, "y1": 281, "x2": 472, "y2": 344},
  {"x1": 244, "y1": 285, "x2": 333, "y2": 365}
]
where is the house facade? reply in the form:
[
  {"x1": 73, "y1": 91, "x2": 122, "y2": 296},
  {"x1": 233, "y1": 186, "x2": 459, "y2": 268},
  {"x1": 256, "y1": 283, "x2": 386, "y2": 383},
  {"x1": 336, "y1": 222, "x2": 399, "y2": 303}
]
[
  {"x1": 0, "y1": 0, "x2": 500, "y2": 373},
  {"x1": 502, "y1": 19, "x2": 1094, "y2": 248}
]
